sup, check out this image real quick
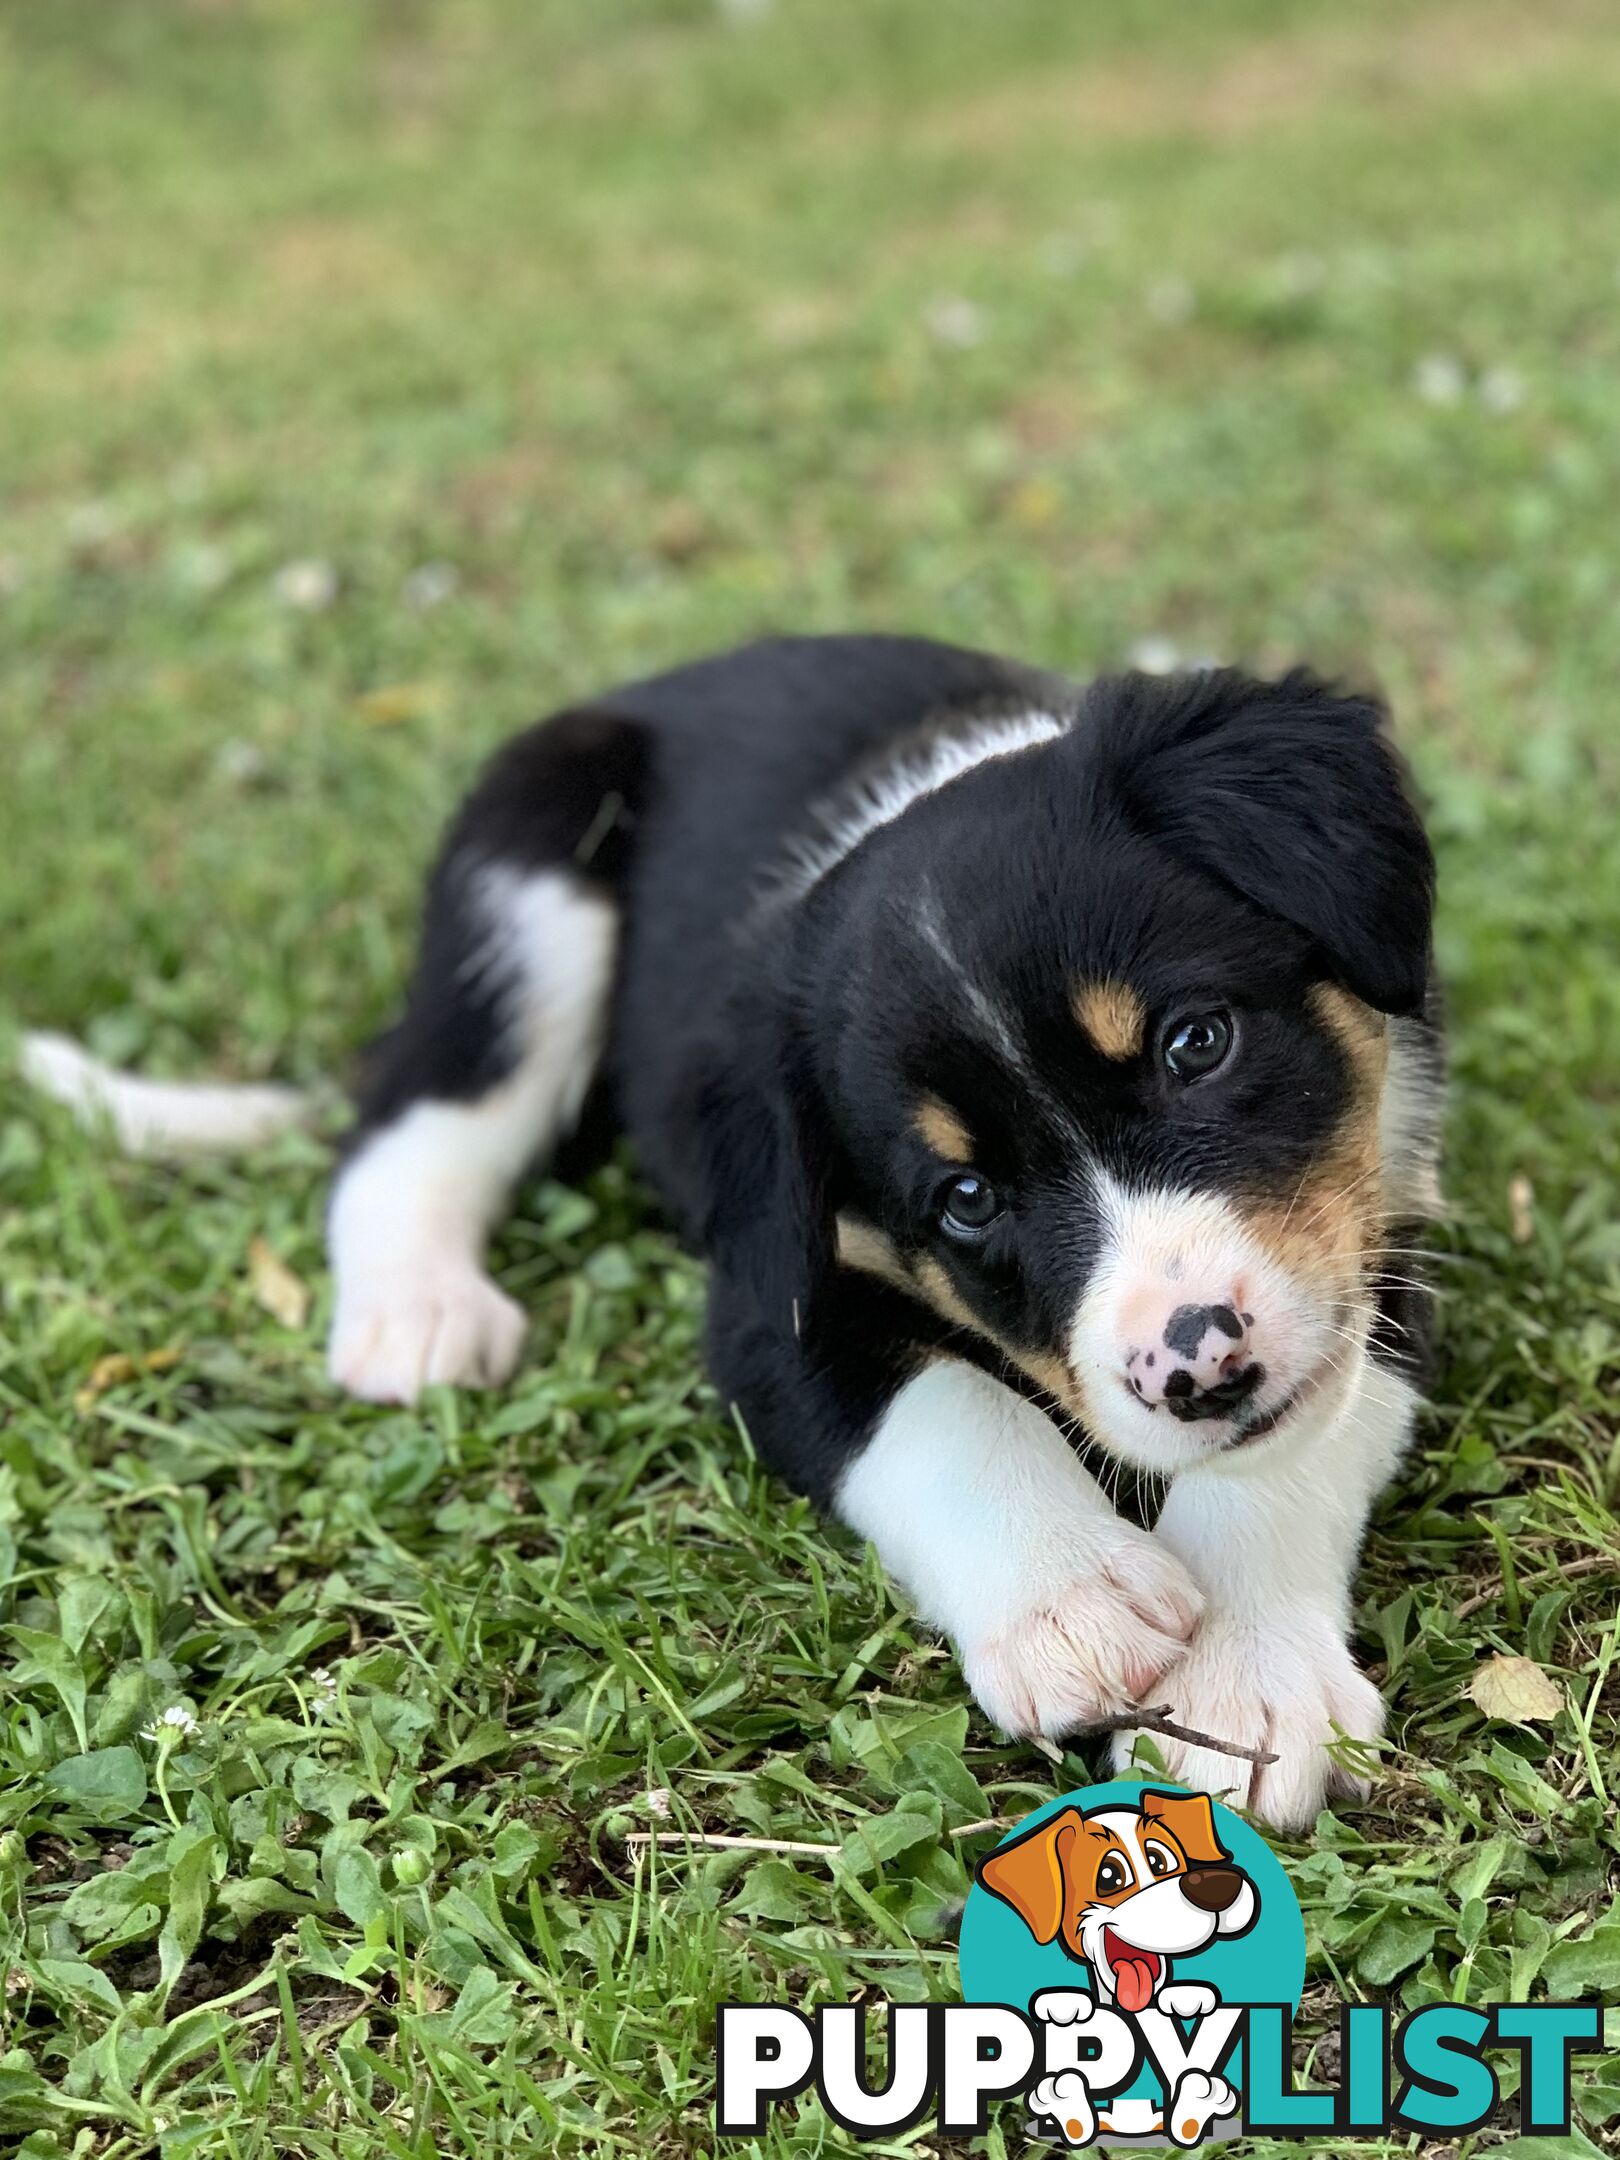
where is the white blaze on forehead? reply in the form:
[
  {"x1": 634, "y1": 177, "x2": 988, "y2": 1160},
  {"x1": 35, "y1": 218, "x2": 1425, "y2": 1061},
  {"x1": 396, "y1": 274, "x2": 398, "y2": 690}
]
[
  {"x1": 768, "y1": 708, "x2": 1069, "y2": 903},
  {"x1": 1084, "y1": 1808, "x2": 1155, "y2": 1874}
]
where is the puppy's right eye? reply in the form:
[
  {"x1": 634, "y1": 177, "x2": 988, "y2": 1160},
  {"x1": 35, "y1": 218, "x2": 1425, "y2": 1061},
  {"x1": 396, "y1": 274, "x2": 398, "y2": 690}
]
[
  {"x1": 1096, "y1": 1856, "x2": 1129, "y2": 1895},
  {"x1": 939, "y1": 1173, "x2": 1002, "y2": 1240}
]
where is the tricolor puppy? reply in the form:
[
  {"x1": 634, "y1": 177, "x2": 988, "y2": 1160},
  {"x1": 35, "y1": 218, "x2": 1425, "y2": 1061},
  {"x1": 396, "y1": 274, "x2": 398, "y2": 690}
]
[
  {"x1": 27, "y1": 636, "x2": 1442, "y2": 1828},
  {"x1": 978, "y1": 1788, "x2": 1257, "y2": 2012}
]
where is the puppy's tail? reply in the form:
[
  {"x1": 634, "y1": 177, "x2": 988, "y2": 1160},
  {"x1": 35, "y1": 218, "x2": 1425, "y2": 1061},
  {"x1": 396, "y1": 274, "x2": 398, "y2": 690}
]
[{"x1": 18, "y1": 1030, "x2": 319, "y2": 1161}]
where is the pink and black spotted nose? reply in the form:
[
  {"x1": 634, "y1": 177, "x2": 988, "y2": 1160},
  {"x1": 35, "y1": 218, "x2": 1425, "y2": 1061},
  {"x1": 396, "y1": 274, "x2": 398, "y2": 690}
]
[{"x1": 1125, "y1": 1301, "x2": 1263, "y2": 1423}]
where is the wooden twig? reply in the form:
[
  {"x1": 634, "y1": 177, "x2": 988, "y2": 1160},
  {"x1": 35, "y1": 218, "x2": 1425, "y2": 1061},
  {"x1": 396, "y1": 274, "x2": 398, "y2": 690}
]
[
  {"x1": 624, "y1": 1816, "x2": 1018, "y2": 1862},
  {"x1": 1078, "y1": 1704, "x2": 1280, "y2": 1769},
  {"x1": 623, "y1": 1831, "x2": 835, "y2": 1856},
  {"x1": 624, "y1": 1706, "x2": 1275, "y2": 1870}
]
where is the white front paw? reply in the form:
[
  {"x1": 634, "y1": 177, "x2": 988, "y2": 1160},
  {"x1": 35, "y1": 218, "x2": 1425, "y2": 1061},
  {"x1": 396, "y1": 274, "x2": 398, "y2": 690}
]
[
  {"x1": 1110, "y1": 1616, "x2": 1383, "y2": 1832},
  {"x1": 1157, "y1": 1982, "x2": 1218, "y2": 2021},
  {"x1": 328, "y1": 1261, "x2": 527, "y2": 1403},
  {"x1": 964, "y1": 1532, "x2": 1203, "y2": 1739},
  {"x1": 1167, "y1": 2067, "x2": 1238, "y2": 2145},
  {"x1": 1028, "y1": 2070, "x2": 1095, "y2": 2147},
  {"x1": 1031, "y1": 1989, "x2": 1098, "y2": 2027}
]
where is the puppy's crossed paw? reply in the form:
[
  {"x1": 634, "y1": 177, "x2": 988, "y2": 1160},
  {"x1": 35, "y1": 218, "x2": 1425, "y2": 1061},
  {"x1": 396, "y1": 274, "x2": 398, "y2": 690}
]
[
  {"x1": 1110, "y1": 1617, "x2": 1383, "y2": 1832},
  {"x1": 965, "y1": 1534, "x2": 1202, "y2": 1740},
  {"x1": 1168, "y1": 2068, "x2": 1237, "y2": 2146},
  {"x1": 328, "y1": 1263, "x2": 527, "y2": 1403}
]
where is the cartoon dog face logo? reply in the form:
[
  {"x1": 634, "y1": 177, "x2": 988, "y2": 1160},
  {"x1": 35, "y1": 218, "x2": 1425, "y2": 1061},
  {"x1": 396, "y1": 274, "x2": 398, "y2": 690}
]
[{"x1": 976, "y1": 1790, "x2": 1257, "y2": 2015}]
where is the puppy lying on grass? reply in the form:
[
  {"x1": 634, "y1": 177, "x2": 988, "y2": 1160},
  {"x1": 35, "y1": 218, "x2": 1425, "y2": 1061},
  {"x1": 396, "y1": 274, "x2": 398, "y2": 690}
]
[{"x1": 26, "y1": 635, "x2": 1442, "y2": 1827}]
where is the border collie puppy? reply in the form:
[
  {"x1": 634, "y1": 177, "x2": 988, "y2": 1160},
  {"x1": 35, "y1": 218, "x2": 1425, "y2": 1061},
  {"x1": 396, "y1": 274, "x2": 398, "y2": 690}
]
[{"x1": 28, "y1": 636, "x2": 1443, "y2": 1827}]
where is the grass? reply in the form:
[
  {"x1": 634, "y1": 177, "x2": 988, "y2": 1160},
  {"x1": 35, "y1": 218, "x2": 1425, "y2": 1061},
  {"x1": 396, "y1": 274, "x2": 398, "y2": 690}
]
[{"x1": 2, "y1": 0, "x2": 1620, "y2": 2152}]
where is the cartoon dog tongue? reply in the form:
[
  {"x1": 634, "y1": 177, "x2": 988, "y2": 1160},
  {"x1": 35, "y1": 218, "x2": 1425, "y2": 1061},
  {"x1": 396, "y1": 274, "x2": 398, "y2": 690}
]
[{"x1": 1111, "y1": 1947, "x2": 1159, "y2": 2013}]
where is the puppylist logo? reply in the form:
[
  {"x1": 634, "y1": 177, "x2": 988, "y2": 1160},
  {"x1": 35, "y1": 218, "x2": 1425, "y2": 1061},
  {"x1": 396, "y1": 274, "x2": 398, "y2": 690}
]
[{"x1": 716, "y1": 1780, "x2": 1603, "y2": 2146}]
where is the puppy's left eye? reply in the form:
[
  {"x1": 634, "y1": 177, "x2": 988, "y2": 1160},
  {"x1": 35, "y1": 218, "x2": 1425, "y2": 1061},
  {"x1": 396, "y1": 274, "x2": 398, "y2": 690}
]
[
  {"x1": 1144, "y1": 1841, "x2": 1177, "y2": 1878},
  {"x1": 939, "y1": 1174, "x2": 1003, "y2": 1239},
  {"x1": 1163, "y1": 1011, "x2": 1234, "y2": 1082}
]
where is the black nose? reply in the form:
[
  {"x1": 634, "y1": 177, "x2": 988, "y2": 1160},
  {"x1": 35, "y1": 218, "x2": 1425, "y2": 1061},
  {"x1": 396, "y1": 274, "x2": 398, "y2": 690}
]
[
  {"x1": 1161, "y1": 1363, "x2": 1263, "y2": 1423},
  {"x1": 1181, "y1": 1865, "x2": 1244, "y2": 1913},
  {"x1": 1163, "y1": 1303, "x2": 1244, "y2": 1358}
]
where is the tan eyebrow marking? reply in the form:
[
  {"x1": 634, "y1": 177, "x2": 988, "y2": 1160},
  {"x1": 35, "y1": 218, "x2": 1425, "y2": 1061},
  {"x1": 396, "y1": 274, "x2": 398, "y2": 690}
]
[
  {"x1": 914, "y1": 1096, "x2": 973, "y2": 1161},
  {"x1": 1085, "y1": 1825, "x2": 1118, "y2": 1843},
  {"x1": 1073, "y1": 979, "x2": 1147, "y2": 1061}
]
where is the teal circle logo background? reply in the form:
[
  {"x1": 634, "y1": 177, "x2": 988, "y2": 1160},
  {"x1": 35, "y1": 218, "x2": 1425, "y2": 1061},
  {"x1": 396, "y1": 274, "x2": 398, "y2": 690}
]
[{"x1": 959, "y1": 1780, "x2": 1305, "y2": 2116}]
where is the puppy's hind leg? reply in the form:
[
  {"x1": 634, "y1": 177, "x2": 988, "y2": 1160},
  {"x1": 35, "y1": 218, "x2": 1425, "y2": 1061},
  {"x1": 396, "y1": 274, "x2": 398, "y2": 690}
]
[{"x1": 329, "y1": 709, "x2": 646, "y2": 1404}]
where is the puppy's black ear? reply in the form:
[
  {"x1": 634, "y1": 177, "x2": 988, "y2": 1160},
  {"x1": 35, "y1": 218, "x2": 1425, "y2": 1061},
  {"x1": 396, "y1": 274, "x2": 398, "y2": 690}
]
[
  {"x1": 1106, "y1": 670, "x2": 1435, "y2": 1014},
  {"x1": 686, "y1": 989, "x2": 836, "y2": 1349}
]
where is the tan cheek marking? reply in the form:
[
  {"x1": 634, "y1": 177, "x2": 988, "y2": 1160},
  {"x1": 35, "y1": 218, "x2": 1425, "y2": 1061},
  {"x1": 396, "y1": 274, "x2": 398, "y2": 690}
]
[
  {"x1": 1238, "y1": 985, "x2": 1391, "y2": 1292},
  {"x1": 835, "y1": 1214, "x2": 913, "y2": 1291},
  {"x1": 912, "y1": 1257, "x2": 1077, "y2": 1408},
  {"x1": 914, "y1": 1095, "x2": 973, "y2": 1162},
  {"x1": 1073, "y1": 978, "x2": 1147, "y2": 1061}
]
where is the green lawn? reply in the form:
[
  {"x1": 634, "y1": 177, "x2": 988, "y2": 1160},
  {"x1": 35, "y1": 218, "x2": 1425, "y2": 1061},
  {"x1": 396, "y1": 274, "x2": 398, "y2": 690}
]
[{"x1": 3, "y1": 1, "x2": 1620, "y2": 2153}]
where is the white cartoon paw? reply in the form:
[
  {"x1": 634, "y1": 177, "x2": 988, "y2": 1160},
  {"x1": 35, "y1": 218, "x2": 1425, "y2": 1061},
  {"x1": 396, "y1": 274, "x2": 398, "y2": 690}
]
[
  {"x1": 1157, "y1": 1982, "x2": 1219, "y2": 2021},
  {"x1": 964, "y1": 1532, "x2": 1203, "y2": 1739},
  {"x1": 1030, "y1": 1989, "x2": 1100, "y2": 2026},
  {"x1": 1028, "y1": 2070, "x2": 1095, "y2": 2147},
  {"x1": 328, "y1": 1261, "x2": 527, "y2": 1403},
  {"x1": 1166, "y1": 2067, "x2": 1238, "y2": 2145},
  {"x1": 1110, "y1": 1614, "x2": 1383, "y2": 1832}
]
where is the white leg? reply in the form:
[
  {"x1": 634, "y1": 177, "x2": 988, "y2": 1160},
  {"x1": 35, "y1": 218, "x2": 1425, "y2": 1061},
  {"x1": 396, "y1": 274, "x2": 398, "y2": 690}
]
[
  {"x1": 1112, "y1": 1350, "x2": 1417, "y2": 1829},
  {"x1": 328, "y1": 872, "x2": 617, "y2": 1403},
  {"x1": 837, "y1": 1360, "x2": 1204, "y2": 1738}
]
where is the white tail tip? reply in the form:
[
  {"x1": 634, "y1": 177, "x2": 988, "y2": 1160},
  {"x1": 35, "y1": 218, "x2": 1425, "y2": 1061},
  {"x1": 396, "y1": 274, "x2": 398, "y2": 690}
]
[{"x1": 19, "y1": 1030, "x2": 316, "y2": 1160}]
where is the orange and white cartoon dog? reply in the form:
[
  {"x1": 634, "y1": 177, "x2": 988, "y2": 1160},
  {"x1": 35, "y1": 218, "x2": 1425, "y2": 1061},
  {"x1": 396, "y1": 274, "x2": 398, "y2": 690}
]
[
  {"x1": 978, "y1": 1790, "x2": 1255, "y2": 2146},
  {"x1": 978, "y1": 1788, "x2": 1257, "y2": 2012}
]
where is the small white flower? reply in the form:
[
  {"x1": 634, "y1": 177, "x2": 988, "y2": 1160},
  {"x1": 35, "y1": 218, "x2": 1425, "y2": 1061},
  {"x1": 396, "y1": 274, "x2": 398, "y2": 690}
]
[
  {"x1": 310, "y1": 1666, "x2": 340, "y2": 1717},
  {"x1": 1145, "y1": 275, "x2": 1195, "y2": 325},
  {"x1": 213, "y1": 739, "x2": 268, "y2": 786},
  {"x1": 142, "y1": 1705, "x2": 200, "y2": 1744},
  {"x1": 1478, "y1": 365, "x2": 1525, "y2": 416},
  {"x1": 273, "y1": 558, "x2": 338, "y2": 611},
  {"x1": 402, "y1": 560, "x2": 459, "y2": 610},
  {"x1": 1128, "y1": 635, "x2": 1183, "y2": 675},
  {"x1": 1414, "y1": 353, "x2": 1466, "y2": 406},
  {"x1": 645, "y1": 1787, "x2": 672, "y2": 1819},
  {"x1": 924, "y1": 297, "x2": 987, "y2": 349}
]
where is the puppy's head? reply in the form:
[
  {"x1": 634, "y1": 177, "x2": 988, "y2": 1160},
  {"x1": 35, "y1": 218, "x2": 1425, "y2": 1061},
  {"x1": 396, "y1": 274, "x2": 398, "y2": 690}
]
[
  {"x1": 978, "y1": 1790, "x2": 1257, "y2": 2004},
  {"x1": 790, "y1": 668, "x2": 1439, "y2": 1473}
]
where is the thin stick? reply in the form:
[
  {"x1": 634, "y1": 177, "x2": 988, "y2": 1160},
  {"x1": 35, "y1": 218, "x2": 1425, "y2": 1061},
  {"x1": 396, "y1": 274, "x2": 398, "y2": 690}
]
[
  {"x1": 1079, "y1": 1704, "x2": 1279, "y2": 1768},
  {"x1": 625, "y1": 1709, "x2": 1274, "y2": 1869},
  {"x1": 625, "y1": 1818, "x2": 1018, "y2": 1861},
  {"x1": 623, "y1": 1831, "x2": 836, "y2": 1856}
]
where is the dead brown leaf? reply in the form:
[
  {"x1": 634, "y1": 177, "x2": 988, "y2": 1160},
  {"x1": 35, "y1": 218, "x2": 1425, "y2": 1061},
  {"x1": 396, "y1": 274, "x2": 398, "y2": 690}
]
[
  {"x1": 1469, "y1": 1653, "x2": 1563, "y2": 1725},
  {"x1": 248, "y1": 1235, "x2": 311, "y2": 1329}
]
